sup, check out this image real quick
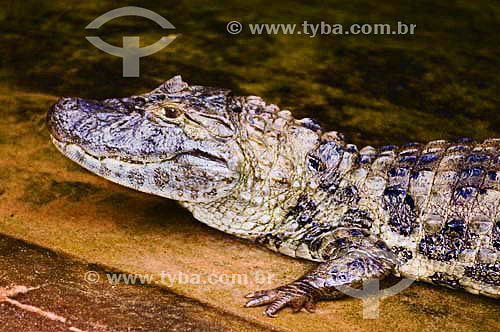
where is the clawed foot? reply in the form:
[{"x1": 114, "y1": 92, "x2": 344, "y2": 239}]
[{"x1": 244, "y1": 281, "x2": 318, "y2": 317}]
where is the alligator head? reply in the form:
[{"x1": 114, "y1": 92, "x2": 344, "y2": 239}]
[{"x1": 47, "y1": 76, "x2": 343, "y2": 237}]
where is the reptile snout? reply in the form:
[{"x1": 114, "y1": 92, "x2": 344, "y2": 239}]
[
  {"x1": 47, "y1": 97, "x2": 101, "y2": 143},
  {"x1": 48, "y1": 97, "x2": 76, "y2": 142}
]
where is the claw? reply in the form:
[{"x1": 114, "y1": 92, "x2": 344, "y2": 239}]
[
  {"x1": 264, "y1": 310, "x2": 277, "y2": 318},
  {"x1": 304, "y1": 300, "x2": 316, "y2": 313},
  {"x1": 243, "y1": 282, "x2": 318, "y2": 317},
  {"x1": 264, "y1": 296, "x2": 290, "y2": 317},
  {"x1": 244, "y1": 290, "x2": 268, "y2": 298},
  {"x1": 244, "y1": 294, "x2": 277, "y2": 307}
]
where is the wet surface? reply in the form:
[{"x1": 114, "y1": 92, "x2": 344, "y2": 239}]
[{"x1": 0, "y1": 0, "x2": 499, "y2": 331}]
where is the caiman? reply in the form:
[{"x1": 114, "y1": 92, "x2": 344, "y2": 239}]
[{"x1": 47, "y1": 76, "x2": 500, "y2": 317}]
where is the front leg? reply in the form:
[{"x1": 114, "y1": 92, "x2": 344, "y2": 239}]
[{"x1": 244, "y1": 239, "x2": 396, "y2": 317}]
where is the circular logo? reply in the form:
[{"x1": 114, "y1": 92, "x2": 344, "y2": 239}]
[
  {"x1": 226, "y1": 21, "x2": 243, "y2": 34},
  {"x1": 84, "y1": 271, "x2": 100, "y2": 284}
]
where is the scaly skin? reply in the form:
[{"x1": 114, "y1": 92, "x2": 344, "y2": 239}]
[{"x1": 47, "y1": 76, "x2": 500, "y2": 317}]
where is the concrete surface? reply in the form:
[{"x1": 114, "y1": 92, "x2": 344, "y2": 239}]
[{"x1": 0, "y1": 235, "x2": 274, "y2": 332}]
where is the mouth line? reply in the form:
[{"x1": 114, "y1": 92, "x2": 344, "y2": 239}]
[{"x1": 51, "y1": 135, "x2": 227, "y2": 166}]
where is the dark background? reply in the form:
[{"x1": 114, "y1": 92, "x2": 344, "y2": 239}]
[{"x1": 1, "y1": 0, "x2": 499, "y2": 146}]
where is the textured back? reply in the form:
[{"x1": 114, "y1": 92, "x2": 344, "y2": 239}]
[{"x1": 360, "y1": 138, "x2": 500, "y2": 296}]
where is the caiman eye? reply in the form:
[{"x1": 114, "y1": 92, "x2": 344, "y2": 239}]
[{"x1": 161, "y1": 107, "x2": 181, "y2": 118}]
